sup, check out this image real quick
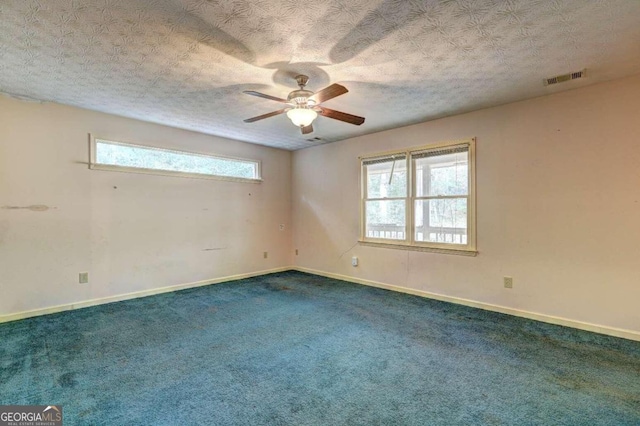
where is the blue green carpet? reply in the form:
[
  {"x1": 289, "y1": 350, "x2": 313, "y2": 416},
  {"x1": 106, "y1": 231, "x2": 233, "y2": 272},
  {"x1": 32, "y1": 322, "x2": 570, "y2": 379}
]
[{"x1": 1, "y1": 271, "x2": 639, "y2": 425}]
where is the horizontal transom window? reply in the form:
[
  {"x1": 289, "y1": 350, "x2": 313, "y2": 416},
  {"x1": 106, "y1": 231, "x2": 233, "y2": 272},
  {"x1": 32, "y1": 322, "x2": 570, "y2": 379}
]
[
  {"x1": 360, "y1": 138, "x2": 476, "y2": 255},
  {"x1": 89, "y1": 136, "x2": 261, "y2": 182}
]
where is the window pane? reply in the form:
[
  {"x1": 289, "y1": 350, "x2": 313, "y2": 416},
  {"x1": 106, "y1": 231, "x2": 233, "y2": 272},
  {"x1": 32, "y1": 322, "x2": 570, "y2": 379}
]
[
  {"x1": 415, "y1": 151, "x2": 468, "y2": 197},
  {"x1": 365, "y1": 159, "x2": 407, "y2": 198},
  {"x1": 365, "y1": 200, "x2": 406, "y2": 240},
  {"x1": 414, "y1": 198, "x2": 467, "y2": 244},
  {"x1": 95, "y1": 140, "x2": 258, "y2": 179}
]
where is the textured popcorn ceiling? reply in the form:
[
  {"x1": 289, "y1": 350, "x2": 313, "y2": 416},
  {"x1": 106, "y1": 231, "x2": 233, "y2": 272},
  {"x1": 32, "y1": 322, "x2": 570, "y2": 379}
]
[{"x1": 1, "y1": 1, "x2": 640, "y2": 150}]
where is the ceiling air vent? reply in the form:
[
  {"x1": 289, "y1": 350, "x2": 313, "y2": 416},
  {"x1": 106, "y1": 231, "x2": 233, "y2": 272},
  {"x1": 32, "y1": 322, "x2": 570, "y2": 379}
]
[{"x1": 544, "y1": 69, "x2": 586, "y2": 86}]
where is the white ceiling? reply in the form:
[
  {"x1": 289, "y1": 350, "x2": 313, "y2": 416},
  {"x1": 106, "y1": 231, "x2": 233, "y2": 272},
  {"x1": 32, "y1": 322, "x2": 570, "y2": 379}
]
[{"x1": 1, "y1": 0, "x2": 640, "y2": 150}]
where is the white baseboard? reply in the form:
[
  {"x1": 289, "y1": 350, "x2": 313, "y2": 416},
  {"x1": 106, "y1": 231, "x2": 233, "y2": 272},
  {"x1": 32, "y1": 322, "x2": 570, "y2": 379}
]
[
  {"x1": 293, "y1": 266, "x2": 640, "y2": 342},
  {"x1": 0, "y1": 267, "x2": 291, "y2": 324},
  {"x1": 4, "y1": 265, "x2": 639, "y2": 342}
]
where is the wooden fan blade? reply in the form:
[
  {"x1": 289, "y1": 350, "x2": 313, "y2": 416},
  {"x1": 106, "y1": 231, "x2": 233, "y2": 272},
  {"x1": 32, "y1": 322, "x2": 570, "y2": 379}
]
[
  {"x1": 319, "y1": 107, "x2": 365, "y2": 125},
  {"x1": 309, "y1": 84, "x2": 348, "y2": 104},
  {"x1": 243, "y1": 91, "x2": 289, "y2": 103},
  {"x1": 301, "y1": 124, "x2": 313, "y2": 134},
  {"x1": 243, "y1": 109, "x2": 287, "y2": 123}
]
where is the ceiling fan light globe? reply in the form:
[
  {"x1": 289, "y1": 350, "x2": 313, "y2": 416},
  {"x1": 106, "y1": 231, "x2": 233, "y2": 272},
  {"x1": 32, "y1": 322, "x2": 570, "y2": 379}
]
[{"x1": 287, "y1": 108, "x2": 317, "y2": 127}]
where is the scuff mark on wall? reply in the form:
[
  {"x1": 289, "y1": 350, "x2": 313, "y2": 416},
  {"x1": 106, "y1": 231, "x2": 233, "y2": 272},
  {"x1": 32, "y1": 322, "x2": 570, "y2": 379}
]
[
  {"x1": 202, "y1": 247, "x2": 228, "y2": 251},
  {"x1": 2, "y1": 205, "x2": 56, "y2": 212},
  {"x1": 338, "y1": 242, "x2": 359, "y2": 260}
]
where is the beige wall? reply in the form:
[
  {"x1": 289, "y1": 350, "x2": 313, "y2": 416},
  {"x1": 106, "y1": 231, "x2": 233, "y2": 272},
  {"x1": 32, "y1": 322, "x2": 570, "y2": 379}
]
[
  {"x1": 0, "y1": 96, "x2": 292, "y2": 316},
  {"x1": 2, "y1": 75, "x2": 639, "y2": 335},
  {"x1": 292, "y1": 74, "x2": 640, "y2": 334}
]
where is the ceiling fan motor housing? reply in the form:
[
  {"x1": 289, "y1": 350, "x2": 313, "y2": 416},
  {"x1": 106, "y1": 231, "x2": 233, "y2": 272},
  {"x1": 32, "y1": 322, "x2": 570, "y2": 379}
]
[
  {"x1": 287, "y1": 75, "x2": 315, "y2": 107},
  {"x1": 287, "y1": 89, "x2": 315, "y2": 106}
]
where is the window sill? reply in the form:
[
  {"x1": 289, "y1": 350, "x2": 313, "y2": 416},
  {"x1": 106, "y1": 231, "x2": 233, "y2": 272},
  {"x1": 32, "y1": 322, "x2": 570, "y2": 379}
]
[
  {"x1": 358, "y1": 240, "x2": 478, "y2": 257},
  {"x1": 89, "y1": 163, "x2": 263, "y2": 183}
]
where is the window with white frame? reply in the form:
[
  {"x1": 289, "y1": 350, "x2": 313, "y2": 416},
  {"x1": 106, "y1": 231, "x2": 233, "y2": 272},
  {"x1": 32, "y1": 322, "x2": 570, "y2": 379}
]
[
  {"x1": 89, "y1": 136, "x2": 261, "y2": 182},
  {"x1": 361, "y1": 138, "x2": 476, "y2": 254}
]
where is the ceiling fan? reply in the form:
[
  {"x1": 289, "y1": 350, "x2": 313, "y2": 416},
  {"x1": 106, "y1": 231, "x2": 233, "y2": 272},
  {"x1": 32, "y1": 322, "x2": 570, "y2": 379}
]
[{"x1": 242, "y1": 75, "x2": 365, "y2": 135}]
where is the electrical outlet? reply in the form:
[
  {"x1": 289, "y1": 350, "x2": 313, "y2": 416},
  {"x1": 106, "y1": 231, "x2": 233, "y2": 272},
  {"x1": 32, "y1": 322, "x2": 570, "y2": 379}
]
[
  {"x1": 295, "y1": 249, "x2": 298, "y2": 255},
  {"x1": 79, "y1": 272, "x2": 89, "y2": 284},
  {"x1": 504, "y1": 276, "x2": 513, "y2": 289},
  {"x1": 263, "y1": 251, "x2": 268, "y2": 259},
  {"x1": 352, "y1": 256, "x2": 358, "y2": 267}
]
